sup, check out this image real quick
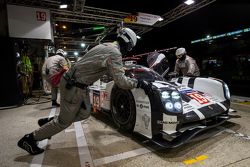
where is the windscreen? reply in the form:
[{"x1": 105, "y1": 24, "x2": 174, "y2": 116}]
[{"x1": 125, "y1": 65, "x2": 165, "y2": 81}]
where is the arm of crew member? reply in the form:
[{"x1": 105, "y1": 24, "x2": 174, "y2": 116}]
[
  {"x1": 174, "y1": 61, "x2": 180, "y2": 75},
  {"x1": 107, "y1": 52, "x2": 138, "y2": 89},
  {"x1": 59, "y1": 59, "x2": 69, "y2": 71},
  {"x1": 186, "y1": 59, "x2": 196, "y2": 75}
]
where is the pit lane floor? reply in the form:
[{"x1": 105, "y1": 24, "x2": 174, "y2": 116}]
[{"x1": 0, "y1": 97, "x2": 250, "y2": 167}]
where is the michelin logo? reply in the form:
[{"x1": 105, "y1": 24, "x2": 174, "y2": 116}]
[{"x1": 157, "y1": 120, "x2": 179, "y2": 124}]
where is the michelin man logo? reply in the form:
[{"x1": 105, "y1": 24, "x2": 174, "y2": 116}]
[{"x1": 142, "y1": 114, "x2": 150, "y2": 129}]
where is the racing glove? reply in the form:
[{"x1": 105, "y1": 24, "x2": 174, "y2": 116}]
[
  {"x1": 137, "y1": 79, "x2": 153, "y2": 95},
  {"x1": 186, "y1": 72, "x2": 194, "y2": 77}
]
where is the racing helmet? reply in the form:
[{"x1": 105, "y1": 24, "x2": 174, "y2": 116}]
[
  {"x1": 56, "y1": 49, "x2": 67, "y2": 57},
  {"x1": 117, "y1": 27, "x2": 137, "y2": 51},
  {"x1": 175, "y1": 47, "x2": 187, "y2": 59}
]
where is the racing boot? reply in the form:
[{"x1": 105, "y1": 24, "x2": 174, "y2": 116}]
[
  {"x1": 52, "y1": 100, "x2": 60, "y2": 107},
  {"x1": 17, "y1": 133, "x2": 44, "y2": 155}
]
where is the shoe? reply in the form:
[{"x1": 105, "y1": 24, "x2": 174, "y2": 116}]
[
  {"x1": 38, "y1": 117, "x2": 54, "y2": 127},
  {"x1": 17, "y1": 133, "x2": 44, "y2": 155},
  {"x1": 52, "y1": 101, "x2": 60, "y2": 107}
]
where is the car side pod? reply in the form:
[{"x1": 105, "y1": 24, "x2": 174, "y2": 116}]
[{"x1": 151, "y1": 117, "x2": 229, "y2": 148}]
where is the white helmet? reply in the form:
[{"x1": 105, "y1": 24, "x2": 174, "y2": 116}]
[
  {"x1": 175, "y1": 47, "x2": 186, "y2": 59},
  {"x1": 117, "y1": 27, "x2": 137, "y2": 51},
  {"x1": 56, "y1": 49, "x2": 66, "y2": 57}
]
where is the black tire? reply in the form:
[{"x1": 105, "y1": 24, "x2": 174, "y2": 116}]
[{"x1": 111, "y1": 85, "x2": 136, "y2": 132}]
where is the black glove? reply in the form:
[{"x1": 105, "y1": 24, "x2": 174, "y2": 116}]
[
  {"x1": 186, "y1": 73, "x2": 194, "y2": 77},
  {"x1": 137, "y1": 79, "x2": 153, "y2": 95}
]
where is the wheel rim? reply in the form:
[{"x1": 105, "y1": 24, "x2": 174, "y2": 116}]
[{"x1": 113, "y1": 91, "x2": 132, "y2": 125}]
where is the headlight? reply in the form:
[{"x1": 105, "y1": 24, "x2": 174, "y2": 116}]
[
  {"x1": 159, "y1": 89, "x2": 183, "y2": 114},
  {"x1": 161, "y1": 91, "x2": 170, "y2": 99},
  {"x1": 165, "y1": 102, "x2": 174, "y2": 111},
  {"x1": 224, "y1": 84, "x2": 230, "y2": 99},
  {"x1": 174, "y1": 102, "x2": 182, "y2": 112},
  {"x1": 171, "y1": 91, "x2": 181, "y2": 99}
]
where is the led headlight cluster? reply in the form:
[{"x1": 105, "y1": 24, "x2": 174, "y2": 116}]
[
  {"x1": 224, "y1": 83, "x2": 231, "y2": 100},
  {"x1": 160, "y1": 90, "x2": 183, "y2": 113}
]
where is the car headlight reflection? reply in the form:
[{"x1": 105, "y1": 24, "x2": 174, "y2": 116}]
[
  {"x1": 165, "y1": 102, "x2": 174, "y2": 111},
  {"x1": 161, "y1": 91, "x2": 170, "y2": 99}
]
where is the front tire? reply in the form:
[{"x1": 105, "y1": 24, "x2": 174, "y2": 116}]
[{"x1": 111, "y1": 85, "x2": 136, "y2": 132}]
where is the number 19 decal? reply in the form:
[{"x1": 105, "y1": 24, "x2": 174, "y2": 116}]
[
  {"x1": 36, "y1": 11, "x2": 46, "y2": 21},
  {"x1": 187, "y1": 92, "x2": 209, "y2": 104}
]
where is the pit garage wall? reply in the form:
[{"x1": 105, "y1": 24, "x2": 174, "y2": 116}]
[
  {"x1": 0, "y1": 2, "x2": 21, "y2": 107},
  {"x1": 190, "y1": 35, "x2": 250, "y2": 97},
  {"x1": 0, "y1": 4, "x2": 52, "y2": 107},
  {"x1": 0, "y1": 0, "x2": 8, "y2": 37}
]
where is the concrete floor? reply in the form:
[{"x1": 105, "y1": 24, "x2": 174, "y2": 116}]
[{"x1": 0, "y1": 96, "x2": 250, "y2": 167}]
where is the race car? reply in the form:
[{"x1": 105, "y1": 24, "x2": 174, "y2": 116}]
[{"x1": 89, "y1": 64, "x2": 231, "y2": 148}]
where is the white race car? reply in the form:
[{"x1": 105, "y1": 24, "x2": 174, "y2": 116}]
[{"x1": 89, "y1": 64, "x2": 231, "y2": 147}]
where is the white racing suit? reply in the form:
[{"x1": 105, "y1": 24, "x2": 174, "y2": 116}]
[
  {"x1": 42, "y1": 55, "x2": 68, "y2": 101},
  {"x1": 174, "y1": 55, "x2": 200, "y2": 76},
  {"x1": 34, "y1": 42, "x2": 138, "y2": 140}
]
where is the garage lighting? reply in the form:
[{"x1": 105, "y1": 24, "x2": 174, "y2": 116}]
[
  {"x1": 158, "y1": 17, "x2": 164, "y2": 21},
  {"x1": 191, "y1": 27, "x2": 250, "y2": 44},
  {"x1": 206, "y1": 35, "x2": 211, "y2": 38},
  {"x1": 60, "y1": 0, "x2": 68, "y2": 9},
  {"x1": 59, "y1": 4, "x2": 68, "y2": 9},
  {"x1": 62, "y1": 25, "x2": 67, "y2": 29},
  {"x1": 92, "y1": 26, "x2": 105, "y2": 31},
  {"x1": 74, "y1": 51, "x2": 79, "y2": 56},
  {"x1": 81, "y1": 43, "x2": 86, "y2": 48},
  {"x1": 184, "y1": 0, "x2": 195, "y2": 5}
]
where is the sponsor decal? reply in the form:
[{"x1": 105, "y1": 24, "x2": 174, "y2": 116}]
[
  {"x1": 187, "y1": 92, "x2": 209, "y2": 104},
  {"x1": 142, "y1": 114, "x2": 150, "y2": 129},
  {"x1": 93, "y1": 91, "x2": 100, "y2": 111},
  {"x1": 136, "y1": 104, "x2": 149, "y2": 109},
  {"x1": 179, "y1": 88, "x2": 194, "y2": 94},
  {"x1": 157, "y1": 120, "x2": 179, "y2": 124},
  {"x1": 100, "y1": 91, "x2": 108, "y2": 101}
]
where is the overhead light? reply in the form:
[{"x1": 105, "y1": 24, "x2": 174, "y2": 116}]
[
  {"x1": 158, "y1": 17, "x2": 164, "y2": 21},
  {"x1": 92, "y1": 26, "x2": 105, "y2": 31},
  {"x1": 74, "y1": 51, "x2": 79, "y2": 56},
  {"x1": 184, "y1": 0, "x2": 195, "y2": 5},
  {"x1": 81, "y1": 43, "x2": 86, "y2": 47},
  {"x1": 63, "y1": 46, "x2": 66, "y2": 49},
  {"x1": 206, "y1": 35, "x2": 211, "y2": 38},
  {"x1": 59, "y1": 4, "x2": 68, "y2": 9},
  {"x1": 62, "y1": 25, "x2": 67, "y2": 29},
  {"x1": 55, "y1": 24, "x2": 58, "y2": 26},
  {"x1": 136, "y1": 35, "x2": 141, "y2": 39}
]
